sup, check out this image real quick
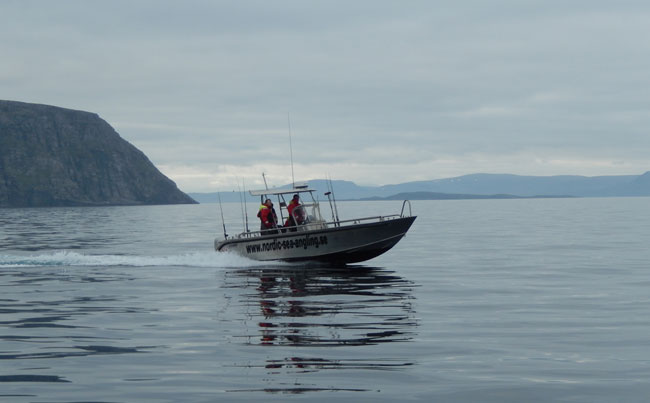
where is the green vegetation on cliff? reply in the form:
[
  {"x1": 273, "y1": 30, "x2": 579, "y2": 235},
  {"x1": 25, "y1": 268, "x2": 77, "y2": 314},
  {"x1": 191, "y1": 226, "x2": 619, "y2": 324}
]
[{"x1": 0, "y1": 100, "x2": 196, "y2": 207}]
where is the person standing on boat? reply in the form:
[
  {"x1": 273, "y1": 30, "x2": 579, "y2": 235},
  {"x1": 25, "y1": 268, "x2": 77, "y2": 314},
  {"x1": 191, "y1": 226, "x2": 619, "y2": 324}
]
[
  {"x1": 285, "y1": 194, "x2": 302, "y2": 229},
  {"x1": 258, "y1": 199, "x2": 278, "y2": 234},
  {"x1": 270, "y1": 202, "x2": 279, "y2": 231}
]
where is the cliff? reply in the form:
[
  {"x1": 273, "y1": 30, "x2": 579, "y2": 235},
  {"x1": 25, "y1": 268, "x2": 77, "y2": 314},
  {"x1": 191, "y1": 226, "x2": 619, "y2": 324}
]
[{"x1": 0, "y1": 100, "x2": 197, "y2": 207}]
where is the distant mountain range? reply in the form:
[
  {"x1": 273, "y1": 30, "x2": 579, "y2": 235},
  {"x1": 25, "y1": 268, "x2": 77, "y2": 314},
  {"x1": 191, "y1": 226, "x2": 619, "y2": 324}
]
[
  {"x1": 189, "y1": 172, "x2": 650, "y2": 203},
  {"x1": 359, "y1": 192, "x2": 573, "y2": 201}
]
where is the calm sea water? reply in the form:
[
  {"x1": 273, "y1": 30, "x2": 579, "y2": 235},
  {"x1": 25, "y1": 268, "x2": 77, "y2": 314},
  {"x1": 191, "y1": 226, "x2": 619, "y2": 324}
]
[{"x1": 2, "y1": 198, "x2": 650, "y2": 402}]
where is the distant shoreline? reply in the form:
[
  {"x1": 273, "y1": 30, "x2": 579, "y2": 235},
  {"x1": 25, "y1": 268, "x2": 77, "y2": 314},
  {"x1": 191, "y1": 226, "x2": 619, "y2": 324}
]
[
  {"x1": 189, "y1": 172, "x2": 649, "y2": 203},
  {"x1": 354, "y1": 192, "x2": 574, "y2": 201}
]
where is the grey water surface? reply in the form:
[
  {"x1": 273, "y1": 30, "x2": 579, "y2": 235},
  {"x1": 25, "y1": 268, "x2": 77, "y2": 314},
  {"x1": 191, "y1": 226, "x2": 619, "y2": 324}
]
[{"x1": 2, "y1": 198, "x2": 650, "y2": 402}]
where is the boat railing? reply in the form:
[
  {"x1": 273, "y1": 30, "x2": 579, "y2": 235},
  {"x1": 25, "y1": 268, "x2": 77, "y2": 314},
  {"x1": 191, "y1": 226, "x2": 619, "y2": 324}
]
[
  {"x1": 333, "y1": 214, "x2": 402, "y2": 226},
  {"x1": 400, "y1": 200, "x2": 412, "y2": 217}
]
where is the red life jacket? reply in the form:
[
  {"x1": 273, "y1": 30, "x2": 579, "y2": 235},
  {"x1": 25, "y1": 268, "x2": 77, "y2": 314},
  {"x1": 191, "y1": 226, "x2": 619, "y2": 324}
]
[
  {"x1": 258, "y1": 205, "x2": 274, "y2": 228},
  {"x1": 288, "y1": 200, "x2": 301, "y2": 217}
]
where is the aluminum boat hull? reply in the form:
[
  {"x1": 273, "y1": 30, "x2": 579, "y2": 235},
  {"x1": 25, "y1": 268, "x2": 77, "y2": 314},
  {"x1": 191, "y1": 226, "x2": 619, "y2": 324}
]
[{"x1": 215, "y1": 216, "x2": 416, "y2": 264}]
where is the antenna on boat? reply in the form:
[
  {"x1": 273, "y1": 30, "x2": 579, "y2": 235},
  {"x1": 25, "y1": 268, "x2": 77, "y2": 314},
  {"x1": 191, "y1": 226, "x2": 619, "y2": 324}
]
[
  {"x1": 217, "y1": 192, "x2": 228, "y2": 239},
  {"x1": 262, "y1": 172, "x2": 269, "y2": 190},
  {"x1": 288, "y1": 112, "x2": 295, "y2": 188}
]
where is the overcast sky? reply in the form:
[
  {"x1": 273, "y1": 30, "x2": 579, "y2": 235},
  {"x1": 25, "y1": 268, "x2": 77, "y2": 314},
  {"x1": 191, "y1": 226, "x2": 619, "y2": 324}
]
[{"x1": 2, "y1": 0, "x2": 650, "y2": 192}]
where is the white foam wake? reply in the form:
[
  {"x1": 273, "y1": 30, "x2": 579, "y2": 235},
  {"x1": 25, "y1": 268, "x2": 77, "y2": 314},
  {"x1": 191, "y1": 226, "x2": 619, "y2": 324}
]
[{"x1": 0, "y1": 250, "x2": 264, "y2": 268}]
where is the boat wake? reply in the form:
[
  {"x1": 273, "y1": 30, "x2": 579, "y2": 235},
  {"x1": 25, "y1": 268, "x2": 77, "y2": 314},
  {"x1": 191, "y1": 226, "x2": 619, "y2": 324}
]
[{"x1": 0, "y1": 250, "x2": 268, "y2": 269}]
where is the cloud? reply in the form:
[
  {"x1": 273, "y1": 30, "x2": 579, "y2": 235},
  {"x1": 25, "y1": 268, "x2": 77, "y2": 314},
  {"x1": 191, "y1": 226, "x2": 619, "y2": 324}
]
[
  {"x1": 455, "y1": 106, "x2": 527, "y2": 118},
  {"x1": 2, "y1": 0, "x2": 650, "y2": 192}
]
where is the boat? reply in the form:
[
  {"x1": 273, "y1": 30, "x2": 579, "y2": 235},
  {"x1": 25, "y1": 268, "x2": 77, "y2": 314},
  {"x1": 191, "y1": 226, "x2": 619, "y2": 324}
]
[{"x1": 214, "y1": 184, "x2": 416, "y2": 264}]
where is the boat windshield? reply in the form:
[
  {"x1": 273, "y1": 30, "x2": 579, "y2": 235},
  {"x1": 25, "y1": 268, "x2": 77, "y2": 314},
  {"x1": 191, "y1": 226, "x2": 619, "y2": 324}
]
[
  {"x1": 291, "y1": 197, "x2": 324, "y2": 224},
  {"x1": 291, "y1": 205, "x2": 307, "y2": 225}
]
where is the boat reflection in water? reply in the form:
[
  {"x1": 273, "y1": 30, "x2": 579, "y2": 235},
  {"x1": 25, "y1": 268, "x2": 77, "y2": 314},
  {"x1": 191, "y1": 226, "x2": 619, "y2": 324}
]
[{"x1": 225, "y1": 265, "x2": 418, "y2": 393}]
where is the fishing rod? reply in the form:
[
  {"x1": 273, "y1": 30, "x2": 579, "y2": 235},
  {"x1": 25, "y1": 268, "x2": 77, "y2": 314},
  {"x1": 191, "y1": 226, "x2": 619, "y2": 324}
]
[
  {"x1": 325, "y1": 190, "x2": 336, "y2": 223},
  {"x1": 326, "y1": 176, "x2": 340, "y2": 226},
  {"x1": 237, "y1": 181, "x2": 246, "y2": 234},
  {"x1": 329, "y1": 176, "x2": 340, "y2": 225},
  {"x1": 243, "y1": 179, "x2": 250, "y2": 232},
  {"x1": 217, "y1": 192, "x2": 228, "y2": 239}
]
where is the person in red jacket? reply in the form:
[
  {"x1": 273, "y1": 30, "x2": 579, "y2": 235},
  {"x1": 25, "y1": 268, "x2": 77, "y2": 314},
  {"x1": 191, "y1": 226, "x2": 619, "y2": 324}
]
[
  {"x1": 257, "y1": 199, "x2": 278, "y2": 234},
  {"x1": 285, "y1": 194, "x2": 302, "y2": 230}
]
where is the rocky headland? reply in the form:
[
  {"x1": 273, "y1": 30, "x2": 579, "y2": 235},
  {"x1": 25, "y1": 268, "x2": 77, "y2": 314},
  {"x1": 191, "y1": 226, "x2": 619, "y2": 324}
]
[{"x1": 0, "y1": 100, "x2": 196, "y2": 207}]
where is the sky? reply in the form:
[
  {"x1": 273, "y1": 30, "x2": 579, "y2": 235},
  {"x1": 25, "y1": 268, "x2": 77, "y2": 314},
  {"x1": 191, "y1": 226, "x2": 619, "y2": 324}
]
[{"x1": 2, "y1": 0, "x2": 650, "y2": 192}]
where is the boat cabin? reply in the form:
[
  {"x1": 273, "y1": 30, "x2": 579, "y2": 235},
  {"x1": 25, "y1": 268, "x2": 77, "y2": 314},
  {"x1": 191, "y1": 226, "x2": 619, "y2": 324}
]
[{"x1": 249, "y1": 186, "x2": 327, "y2": 233}]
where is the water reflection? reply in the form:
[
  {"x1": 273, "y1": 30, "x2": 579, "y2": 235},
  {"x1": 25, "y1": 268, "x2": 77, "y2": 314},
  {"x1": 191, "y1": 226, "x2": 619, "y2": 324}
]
[{"x1": 225, "y1": 265, "x2": 418, "y2": 393}]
